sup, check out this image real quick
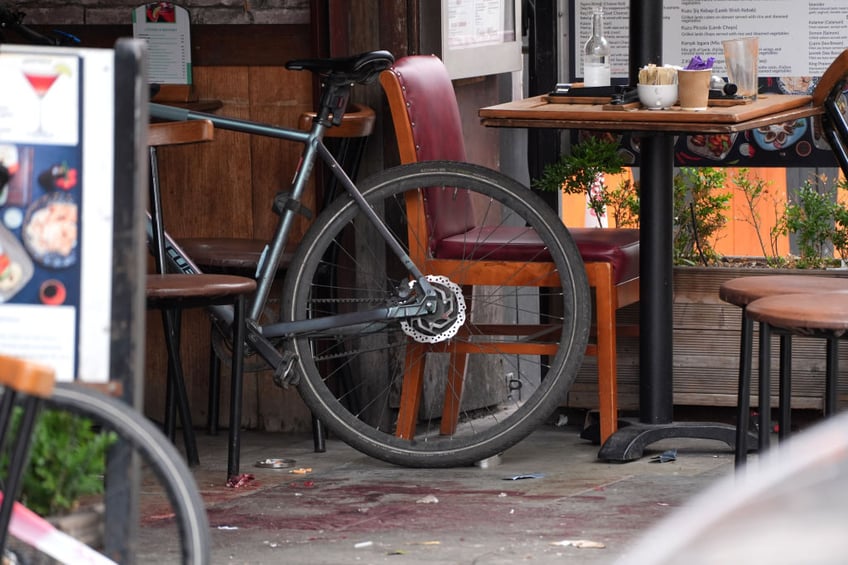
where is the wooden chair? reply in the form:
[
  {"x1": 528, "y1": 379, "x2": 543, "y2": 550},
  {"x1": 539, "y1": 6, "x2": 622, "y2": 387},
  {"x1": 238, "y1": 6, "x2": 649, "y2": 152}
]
[
  {"x1": 721, "y1": 48, "x2": 848, "y2": 467},
  {"x1": 379, "y1": 55, "x2": 640, "y2": 443},
  {"x1": 174, "y1": 104, "x2": 376, "y2": 452},
  {"x1": 147, "y1": 120, "x2": 257, "y2": 479},
  {"x1": 0, "y1": 355, "x2": 54, "y2": 553}
]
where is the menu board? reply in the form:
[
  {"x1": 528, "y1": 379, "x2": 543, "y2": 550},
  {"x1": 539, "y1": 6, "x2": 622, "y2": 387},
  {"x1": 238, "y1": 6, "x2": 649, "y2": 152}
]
[
  {"x1": 570, "y1": 0, "x2": 848, "y2": 167},
  {"x1": 132, "y1": 2, "x2": 192, "y2": 85},
  {"x1": 0, "y1": 45, "x2": 116, "y2": 382},
  {"x1": 441, "y1": 0, "x2": 522, "y2": 79},
  {"x1": 572, "y1": 0, "x2": 848, "y2": 80}
]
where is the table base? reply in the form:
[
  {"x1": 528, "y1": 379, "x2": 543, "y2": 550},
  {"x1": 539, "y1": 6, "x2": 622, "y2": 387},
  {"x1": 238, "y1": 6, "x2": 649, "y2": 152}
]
[{"x1": 597, "y1": 419, "x2": 755, "y2": 462}]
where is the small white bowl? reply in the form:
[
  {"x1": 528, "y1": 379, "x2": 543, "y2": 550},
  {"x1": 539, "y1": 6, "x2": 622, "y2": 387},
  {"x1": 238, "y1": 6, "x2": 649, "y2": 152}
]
[{"x1": 637, "y1": 84, "x2": 678, "y2": 110}]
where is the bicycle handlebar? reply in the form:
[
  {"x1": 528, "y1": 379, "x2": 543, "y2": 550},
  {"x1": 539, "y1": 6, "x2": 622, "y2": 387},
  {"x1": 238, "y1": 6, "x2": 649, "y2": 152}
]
[{"x1": 0, "y1": 3, "x2": 79, "y2": 46}]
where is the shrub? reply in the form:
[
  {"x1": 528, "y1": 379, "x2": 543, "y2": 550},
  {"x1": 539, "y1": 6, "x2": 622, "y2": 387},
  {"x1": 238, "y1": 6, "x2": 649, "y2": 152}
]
[{"x1": 1, "y1": 408, "x2": 117, "y2": 516}]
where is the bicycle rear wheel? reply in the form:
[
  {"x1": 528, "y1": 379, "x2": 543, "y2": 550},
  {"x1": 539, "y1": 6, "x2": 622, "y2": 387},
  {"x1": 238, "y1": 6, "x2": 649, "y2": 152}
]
[
  {"x1": 7, "y1": 384, "x2": 209, "y2": 564},
  {"x1": 284, "y1": 161, "x2": 591, "y2": 467}
]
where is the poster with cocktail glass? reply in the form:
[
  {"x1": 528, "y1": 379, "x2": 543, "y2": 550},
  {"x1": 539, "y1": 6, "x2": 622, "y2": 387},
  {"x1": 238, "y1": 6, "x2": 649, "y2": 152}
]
[{"x1": 0, "y1": 45, "x2": 115, "y2": 383}]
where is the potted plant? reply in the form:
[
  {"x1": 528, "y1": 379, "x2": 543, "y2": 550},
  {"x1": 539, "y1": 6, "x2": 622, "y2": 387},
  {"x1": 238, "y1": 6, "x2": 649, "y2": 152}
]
[
  {"x1": 1, "y1": 408, "x2": 116, "y2": 545},
  {"x1": 536, "y1": 138, "x2": 848, "y2": 415}
]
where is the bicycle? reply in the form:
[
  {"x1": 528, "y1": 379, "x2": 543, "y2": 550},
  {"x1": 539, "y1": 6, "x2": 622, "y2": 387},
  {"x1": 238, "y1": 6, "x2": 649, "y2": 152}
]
[
  {"x1": 150, "y1": 49, "x2": 592, "y2": 468},
  {"x1": 0, "y1": 355, "x2": 209, "y2": 564}
]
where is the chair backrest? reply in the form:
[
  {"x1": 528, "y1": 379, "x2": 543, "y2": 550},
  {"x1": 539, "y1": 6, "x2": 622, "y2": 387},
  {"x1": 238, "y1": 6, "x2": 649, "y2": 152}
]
[
  {"x1": 380, "y1": 55, "x2": 476, "y2": 250},
  {"x1": 812, "y1": 49, "x2": 848, "y2": 177}
]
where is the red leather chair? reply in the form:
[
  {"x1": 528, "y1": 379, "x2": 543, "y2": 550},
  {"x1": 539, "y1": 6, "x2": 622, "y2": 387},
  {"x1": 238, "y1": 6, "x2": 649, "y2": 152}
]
[{"x1": 380, "y1": 55, "x2": 639, "y2": 443}]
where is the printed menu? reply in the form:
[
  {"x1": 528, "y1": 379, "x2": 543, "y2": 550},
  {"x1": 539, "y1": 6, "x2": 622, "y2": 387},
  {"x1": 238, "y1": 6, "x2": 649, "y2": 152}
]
[
  {"x1": 0, "y1": 45, "x2": 115, "y2": 382},
  {"x1": 575, "y1": 0, "x2": 848, "y2": 80},
  {"x1": 571, "y1": 0, "x2": 847, "y2": 167}
]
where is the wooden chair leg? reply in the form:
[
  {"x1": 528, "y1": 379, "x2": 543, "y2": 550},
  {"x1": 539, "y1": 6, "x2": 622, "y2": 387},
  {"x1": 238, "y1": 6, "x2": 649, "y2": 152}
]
[
  {"x1": 440, "y1": 350, "x2": 468, "y2": 435},
  {"x1": 396, "y1": 342, "x2": 427, "y2": 439},
  {"x1": 593, "y1": 266, "x2": 619, "y2": 445}
]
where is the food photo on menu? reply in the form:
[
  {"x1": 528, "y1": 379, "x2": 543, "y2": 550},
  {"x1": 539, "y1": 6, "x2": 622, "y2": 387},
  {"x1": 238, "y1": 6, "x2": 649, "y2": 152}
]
[{"x1": 0, "y1": 142, "x2": 80, "y2": 307}]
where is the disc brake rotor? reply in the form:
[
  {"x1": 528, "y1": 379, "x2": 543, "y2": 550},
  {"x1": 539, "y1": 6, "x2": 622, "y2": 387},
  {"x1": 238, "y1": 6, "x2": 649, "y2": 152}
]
[{"x1": 401, "y1": 275, "x2": 467, "y2": 343}]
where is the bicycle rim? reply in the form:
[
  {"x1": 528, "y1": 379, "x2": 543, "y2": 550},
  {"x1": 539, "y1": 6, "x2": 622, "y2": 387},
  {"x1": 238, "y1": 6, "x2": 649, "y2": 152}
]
[
  {"x1": 8, "y1": 384, "x2": 210, "y2": 564},
  {"x1": 284, "y1": 161, "x2": 590, "y2": 467}
]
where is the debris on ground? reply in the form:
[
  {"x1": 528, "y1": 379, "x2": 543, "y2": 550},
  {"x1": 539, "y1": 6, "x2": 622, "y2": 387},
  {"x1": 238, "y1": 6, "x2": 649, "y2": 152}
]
[
  {"x1": 503, "y1": 473, "x2": 545, "y2": 480},
  {"x1": 650, "y1": 449, "x2": 678, "y2": 463},
  {"x1": 354, "y1": 541, "x2": 373, "y2": 549},
  {"x1": 226, "y1": 473, "x2": 256, "y2": 488},
  {"x1": 288, "y1": 467, "x2": 312, "y2": 474},
  {"x1": 416, "y1": 494, "x2": 439, "y2": 504},
  {"x1": 550, "y1": 539, "x2": 606, "y2": 549}
]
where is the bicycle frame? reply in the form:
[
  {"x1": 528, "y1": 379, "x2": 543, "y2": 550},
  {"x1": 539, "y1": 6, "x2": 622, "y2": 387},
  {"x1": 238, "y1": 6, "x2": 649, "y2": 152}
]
[{"x1": 149, "y1": 87, "x2": 437, "y2": 379}]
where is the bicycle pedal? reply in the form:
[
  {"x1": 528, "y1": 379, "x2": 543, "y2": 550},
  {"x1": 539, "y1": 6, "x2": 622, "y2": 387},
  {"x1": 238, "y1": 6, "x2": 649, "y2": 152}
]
[{"x1": 272, "y1": 352, "x2": 299, "y2": 389}]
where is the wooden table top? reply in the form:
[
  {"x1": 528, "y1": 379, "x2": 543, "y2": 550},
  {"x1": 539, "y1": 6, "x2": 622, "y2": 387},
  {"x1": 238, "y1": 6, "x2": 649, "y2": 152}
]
[{"x1": 479, "y1": 94, "x2": 822, "y2": 134}]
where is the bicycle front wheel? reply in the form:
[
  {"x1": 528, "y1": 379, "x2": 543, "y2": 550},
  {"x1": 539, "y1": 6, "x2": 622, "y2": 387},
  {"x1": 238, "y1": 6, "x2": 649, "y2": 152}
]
[
  {"x1": 8, "y1": 384, "x2": 209, "y2": 564},
  {"x1": 284, "y1": 161, "x2": 591, "y2": 467}
]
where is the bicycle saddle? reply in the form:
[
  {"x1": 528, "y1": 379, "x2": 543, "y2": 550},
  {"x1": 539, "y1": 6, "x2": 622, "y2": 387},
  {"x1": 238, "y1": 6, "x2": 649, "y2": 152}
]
[{"x1": 285, "y1": 50, "x2": 395, "y2": 84}]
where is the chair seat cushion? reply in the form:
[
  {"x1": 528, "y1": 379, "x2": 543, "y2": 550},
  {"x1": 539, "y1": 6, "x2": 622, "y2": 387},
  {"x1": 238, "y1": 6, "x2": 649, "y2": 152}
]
[
  {"x1": 570, "y1": 228, "x2": 640, "y2": 284},
  {"x1": 178, "y1": 238, "x2": 293, "y2": 272},
  {"x1": 435, "y1": 226, "x2": 639, "y2": 284}
]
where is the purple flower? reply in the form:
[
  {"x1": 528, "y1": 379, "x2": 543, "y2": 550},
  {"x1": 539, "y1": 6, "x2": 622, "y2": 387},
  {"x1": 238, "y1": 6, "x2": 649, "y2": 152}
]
[{"x1": 686, "y1": 56, "x2": 715, "y2": 70}]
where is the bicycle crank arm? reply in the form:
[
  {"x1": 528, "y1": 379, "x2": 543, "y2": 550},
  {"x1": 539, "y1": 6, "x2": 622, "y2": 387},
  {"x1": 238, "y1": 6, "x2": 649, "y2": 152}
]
[
  {"x1": 244, "y1": 321, "x2": 299, "y2": 388},
  {"x1": 262, "y1": 299, "x2": 436, "y2": 337}
]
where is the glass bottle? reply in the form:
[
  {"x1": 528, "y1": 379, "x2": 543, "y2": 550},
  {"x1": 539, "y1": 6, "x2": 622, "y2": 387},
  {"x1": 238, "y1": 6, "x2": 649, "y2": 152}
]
[{"x1": 583, "y1": 7, "x2": 611, "y2": 87}]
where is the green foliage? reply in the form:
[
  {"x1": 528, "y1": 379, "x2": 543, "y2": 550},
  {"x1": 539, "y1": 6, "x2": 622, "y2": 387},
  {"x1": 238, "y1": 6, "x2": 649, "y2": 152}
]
[
  {"x1": 538, "y1": 139, "x2": 848, "y2": 269},
  {"x1": 776, "y1": 175, "x2": 843, "y2": 268},
  {"x1": 533, "y1": 136, "x2": 625, "y2": 227},
  {"x1": 2, "y1": 408, "x2": 117, "y2": 516},
  {"x1": 672, "y1": 167, "x2": 732, "y2": 265},
  {"x1": 605, "y1": 178, "x2": 640, "y2": 228}
]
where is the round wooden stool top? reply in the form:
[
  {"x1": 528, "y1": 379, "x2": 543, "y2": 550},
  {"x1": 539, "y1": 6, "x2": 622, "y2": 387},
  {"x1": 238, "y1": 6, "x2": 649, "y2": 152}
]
[
  {"x1": 719, "y1": 275, "x2": 848, "y2": 307},
  {"x1": 746, "y1": 291, "x2": 848, "y2": 334}
]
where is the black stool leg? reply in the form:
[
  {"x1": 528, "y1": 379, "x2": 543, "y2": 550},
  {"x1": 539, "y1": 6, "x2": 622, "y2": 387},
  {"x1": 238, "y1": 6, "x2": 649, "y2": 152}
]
[
  {"x1": 825, "y1": 337, "x2": 839, "y2": 416},
  {"x1": 778, "y1": 334, "x2": 792, "y2": 441},
  {"x1": 162, "y1": 308, "x2": 200, "y2": 466},
  {"x1": 312, "y1": 416, "x2": 326, "y2": 453},
  {"x1": 227, "y1": 294, "x2": 246, "y2": 479},
  {"x1": 735, "y1": 311, "x2": 754, "y2": 468},
  {"x1": 208, "y1": 339, "x2": 221, "y2": 436},
  {"x1": 758, "y1": 322, "x2": 772, "y2": 453}
]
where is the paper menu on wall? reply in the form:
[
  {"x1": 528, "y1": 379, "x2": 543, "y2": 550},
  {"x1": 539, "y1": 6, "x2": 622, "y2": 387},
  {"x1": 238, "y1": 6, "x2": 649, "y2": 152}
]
[{"x1": 132, "y1": 2, "x2": 192, "y2": 85}]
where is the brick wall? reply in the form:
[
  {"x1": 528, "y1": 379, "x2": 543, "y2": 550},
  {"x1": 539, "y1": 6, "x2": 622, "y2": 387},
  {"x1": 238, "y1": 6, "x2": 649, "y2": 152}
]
[{"x1": 9, "y1": 1, "x2": 309, "y2": 25}]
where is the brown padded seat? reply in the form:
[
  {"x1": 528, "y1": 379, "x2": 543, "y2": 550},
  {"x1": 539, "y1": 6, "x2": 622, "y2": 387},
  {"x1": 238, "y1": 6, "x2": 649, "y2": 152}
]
[
  {"x1": 146, "y1": 273, "x2": 257, "y2": 304},
  {"x1": 436, "y1": 226, "x2": 639, "y2": 284},
  {"x1": 173, "y1": 238, "x2": 293, "y2": 272},
  {"x1": 720, "y1": 275, "x2": 848, "y2": 307}
]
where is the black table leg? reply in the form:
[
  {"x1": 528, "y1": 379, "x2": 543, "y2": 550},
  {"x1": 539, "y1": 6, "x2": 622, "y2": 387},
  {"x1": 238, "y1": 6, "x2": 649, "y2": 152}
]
[{"x1": 598, "y1": 134, "x2": 739, "y2": 461}]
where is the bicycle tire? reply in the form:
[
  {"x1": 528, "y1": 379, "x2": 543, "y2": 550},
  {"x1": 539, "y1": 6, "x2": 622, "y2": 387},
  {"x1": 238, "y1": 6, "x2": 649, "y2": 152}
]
[
  {"x1": 9, "y1": 384, "x2": 210, "y2": 564},
  {"x1": 283, "y1": 161, "x2": 590, "y2": 467}
]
